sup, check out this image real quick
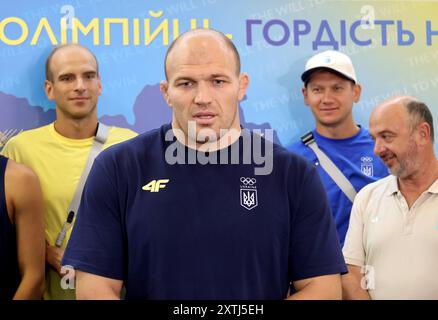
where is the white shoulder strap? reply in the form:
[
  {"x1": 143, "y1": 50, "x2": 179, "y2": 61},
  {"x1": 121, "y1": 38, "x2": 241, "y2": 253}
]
[
  {"x1": 55, "y1": 123, "x2": 110, "y2": 247},
  {"x1": 301, "y1": 132, "x2": 357, "y2": 203}
]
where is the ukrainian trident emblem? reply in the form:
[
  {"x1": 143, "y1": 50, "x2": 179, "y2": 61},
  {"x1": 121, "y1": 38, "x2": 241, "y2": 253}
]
[
  {"x1": 240, "y1": 177, "x2": 258, "y2": 211},
  {"x1": 360, "y1": 156, "x2": 374, "y2": 177}
]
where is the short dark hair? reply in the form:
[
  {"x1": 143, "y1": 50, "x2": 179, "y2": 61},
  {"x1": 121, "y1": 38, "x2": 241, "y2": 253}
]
[
  {"x1": 163, "y1": 29, "x2": 241, "y2": 80},
  {"x1": 405, "y1": 99, "x2": 435, "y2": 143},
  {"x1": 45, "y1": 44, "x2": 99, "y2": 82}
]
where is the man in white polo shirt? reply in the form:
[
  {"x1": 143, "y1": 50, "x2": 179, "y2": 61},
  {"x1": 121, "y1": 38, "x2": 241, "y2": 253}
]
[{"x1": 342, "y1": 95, "x2": 438, "y2": 299}]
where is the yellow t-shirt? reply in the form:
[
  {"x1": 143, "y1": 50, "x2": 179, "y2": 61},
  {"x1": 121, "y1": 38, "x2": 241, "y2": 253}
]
[{"x1": 2, "y1": 122, "x2": 137, "y2": 300}]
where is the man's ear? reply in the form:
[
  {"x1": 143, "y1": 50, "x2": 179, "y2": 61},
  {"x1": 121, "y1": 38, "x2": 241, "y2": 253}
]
[
  {"x1": 302, "y1": 87, "x2": 309, "y2": 106},
  {"x1": 160, "y1": 80, "x2": 172, "y2": 107},
  {"x1": 237, "y1": 73, "x2": 249, "y2": 101},
  {"x1": 97, "y1": 75, "x2": 102, "y2": 96},
  {"x1": 353, "y1": 83, "x2": 362, "y2": 103},
  {"x1": 417, "y1": 121, "x2": 432, "y2": 145},
  {"x1": 45, "y1": 80, "x2": 54, "y2": 101}
]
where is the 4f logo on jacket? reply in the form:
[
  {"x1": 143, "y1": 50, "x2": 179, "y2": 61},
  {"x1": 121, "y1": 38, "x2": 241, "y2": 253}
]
[{"x1": 142, "y1": 179, "x2": 169, "y2": 192}]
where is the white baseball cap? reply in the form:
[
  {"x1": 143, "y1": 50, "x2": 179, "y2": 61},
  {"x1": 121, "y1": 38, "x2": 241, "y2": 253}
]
[{"x1": 301, "y1": 50, "x2": 357, "y2": 84}]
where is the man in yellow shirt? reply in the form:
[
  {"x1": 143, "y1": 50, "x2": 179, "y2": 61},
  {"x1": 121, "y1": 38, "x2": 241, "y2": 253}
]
[{"x1": 2, "y1": 44, "x2": 137, "y2": 299}]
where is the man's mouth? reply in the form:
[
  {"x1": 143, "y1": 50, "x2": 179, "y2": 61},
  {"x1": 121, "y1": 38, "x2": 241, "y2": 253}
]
[
  {"x1": 381, "y1": 153, "x2": 396, "y2": 165},
  {"x1": 193, "y1": 112, "x2": 216, "y2": 124},
  {"x1": 319, "y1": 107, "x2": 338, "y2": 112}
]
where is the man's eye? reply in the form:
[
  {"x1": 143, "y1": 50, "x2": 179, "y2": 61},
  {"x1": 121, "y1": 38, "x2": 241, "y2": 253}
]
[
  {"x1": 60, "y1": 76, "x2": 72, "y2": 81},
  {"x1": 213, "y1": 79, "x2": 225, "y2": 85},
  {"x1": 178, "y1": 81, "x2": 192, "y2": 87}
]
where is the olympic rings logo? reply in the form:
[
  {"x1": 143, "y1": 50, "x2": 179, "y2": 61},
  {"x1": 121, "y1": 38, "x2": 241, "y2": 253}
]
[
  {"x1": 240, "y1": 177, "x2": 257, "y2": 185},
  {"x1": 361, "y1": 156, "x2": 373, "y2": 162}
]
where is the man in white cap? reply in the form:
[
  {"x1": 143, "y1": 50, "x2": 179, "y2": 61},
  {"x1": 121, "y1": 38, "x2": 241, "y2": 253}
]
[{"x1": 288, "y1": 50, "x2": 387, "y2": 247}]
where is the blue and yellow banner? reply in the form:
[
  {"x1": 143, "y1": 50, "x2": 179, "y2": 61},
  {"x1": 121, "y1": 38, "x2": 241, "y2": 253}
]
[{"x1": 1, "y1": 0, "x2": 437, "y2": 149}]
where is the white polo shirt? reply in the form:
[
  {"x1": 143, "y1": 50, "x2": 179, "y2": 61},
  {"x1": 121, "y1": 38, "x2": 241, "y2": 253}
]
[{"x1": 343, "y1": 175, "x2": 438, "y2": 299}]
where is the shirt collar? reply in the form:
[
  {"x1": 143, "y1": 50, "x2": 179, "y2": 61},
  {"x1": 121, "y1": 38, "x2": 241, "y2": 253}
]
[
  {"x1": 386, "y1": 175, "x2": 399, "y2": 196},
  {"x1": 386, "y1": 175, "x2": 438, "y2": 196},
  {"x1": 427, "y1": 179, "x2": 438, "y2": 194}
]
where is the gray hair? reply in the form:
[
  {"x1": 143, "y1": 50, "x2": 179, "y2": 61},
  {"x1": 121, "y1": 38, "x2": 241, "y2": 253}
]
[{"x1": 405, "y1": 99, "x2": 434, "y2": 143}]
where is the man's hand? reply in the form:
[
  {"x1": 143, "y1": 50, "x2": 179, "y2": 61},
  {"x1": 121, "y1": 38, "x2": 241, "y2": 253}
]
[
  {"x1": 341, "y1": 265, "x2": 371, "y2": 300},
  {"x1": 46, "y1": 243, "x2": 65, "y2": 276}
]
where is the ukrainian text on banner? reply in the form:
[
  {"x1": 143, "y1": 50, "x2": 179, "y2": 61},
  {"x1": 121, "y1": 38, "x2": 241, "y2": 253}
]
[{"x1": 1, "y1": 0, "x2": 437, "y2": 150}]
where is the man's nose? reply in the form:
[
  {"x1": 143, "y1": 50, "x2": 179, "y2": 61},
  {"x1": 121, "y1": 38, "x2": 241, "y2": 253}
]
[
  {"x1": 194, "y1": 82, "x2": 212, "y2": 105},
  {"x1": 74, "y1": 78, "x2": 85, "y2": 92},
  {"x1": 321, "y1": 90, "x2": 334, "y2": 103},
  {"x1": 373, "y1": 139, "x2": 385, "y2": 156}
]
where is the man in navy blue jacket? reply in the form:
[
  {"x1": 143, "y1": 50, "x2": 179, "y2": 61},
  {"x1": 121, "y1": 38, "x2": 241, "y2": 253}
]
[{"x1": 63, "y1": 29, "x2": 347, "y2": 300}]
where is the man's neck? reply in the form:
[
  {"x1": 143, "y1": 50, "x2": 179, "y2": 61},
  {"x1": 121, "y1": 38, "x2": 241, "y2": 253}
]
[
  {"x1": 173, "y1": 127, "x2": 242, "y2": 152},
  {"x1": 54, "y1": 117, "x2": 98, "y2": 139},
  {"x1": 398, "y1": 157, "x2": 438, "y2": 208},
  {"x1": 316, "y1": 121, "x2": 360, "y2": 139}
]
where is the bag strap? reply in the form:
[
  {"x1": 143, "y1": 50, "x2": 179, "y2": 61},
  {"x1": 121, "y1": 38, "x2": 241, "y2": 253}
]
[
  {"x1": 301, "y1": 131, "x2": 357, "y2": 203},
  {"x1": 55, "y1": 123, "x2": 110, "y2": 247}
]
